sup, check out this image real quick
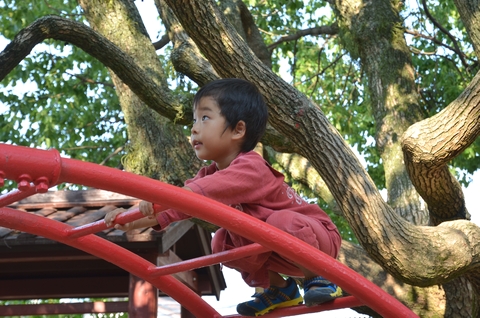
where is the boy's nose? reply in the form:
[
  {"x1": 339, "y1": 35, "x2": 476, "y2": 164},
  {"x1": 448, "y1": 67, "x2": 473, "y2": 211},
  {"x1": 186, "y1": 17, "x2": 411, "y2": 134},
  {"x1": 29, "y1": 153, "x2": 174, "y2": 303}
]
[{"x1": 191, "y1": 123, "x2": 198, "y2": 134}]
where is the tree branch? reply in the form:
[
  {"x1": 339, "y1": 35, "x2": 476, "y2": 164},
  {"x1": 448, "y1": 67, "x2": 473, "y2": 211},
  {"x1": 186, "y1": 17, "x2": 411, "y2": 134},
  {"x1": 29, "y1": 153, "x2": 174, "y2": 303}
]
[
  {"x1": 405, "y1": 28, "x2": 474, "y2": 66},
  {"x1": 0, "y1": 15, "x2": 191, "y2": 124},
  {"x1": 420, "y1": 0, "x2": 470, "y2": 69},
  {"x1": 402, "y1": 70, "x2": 480, "y2": 224},
  {"x1": 163, "y1": 0, "x2": 480, "y2": 287},
  {"x1": 267, "y1": 24, "x2": 339, "y2": 51},
  {"x1": 152, "y1": 33, "x2": 170, "y2": 50},
  {"x1": 154, "y1": 0, "x2": 304, "y2": 154},
  {"x1": 65, "y1": 71, "x2": 115, "y2": 87}
]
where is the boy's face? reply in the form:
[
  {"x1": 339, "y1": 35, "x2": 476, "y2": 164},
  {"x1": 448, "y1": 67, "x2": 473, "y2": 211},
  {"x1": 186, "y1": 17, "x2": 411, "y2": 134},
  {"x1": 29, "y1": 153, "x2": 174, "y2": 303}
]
[{"x1": 191, "y1": 97, "x2": 242, "y2": 169}]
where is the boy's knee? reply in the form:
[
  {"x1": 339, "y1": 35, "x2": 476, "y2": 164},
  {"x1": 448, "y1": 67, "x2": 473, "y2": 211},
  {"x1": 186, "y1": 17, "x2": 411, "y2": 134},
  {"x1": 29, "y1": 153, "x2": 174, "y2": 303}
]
[
  {"x1": 265, "y1": 211, "x2": 297, "y2": 231},
  {"x1": 266, "y1": 212, "x2": 320, "y2": 248}
]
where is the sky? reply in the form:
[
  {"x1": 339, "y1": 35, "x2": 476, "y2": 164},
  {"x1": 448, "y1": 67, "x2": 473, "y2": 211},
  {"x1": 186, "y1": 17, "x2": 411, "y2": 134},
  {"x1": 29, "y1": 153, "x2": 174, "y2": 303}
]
[{"x1": 1, "y1": 1, "x2": 479, "y2": 317}]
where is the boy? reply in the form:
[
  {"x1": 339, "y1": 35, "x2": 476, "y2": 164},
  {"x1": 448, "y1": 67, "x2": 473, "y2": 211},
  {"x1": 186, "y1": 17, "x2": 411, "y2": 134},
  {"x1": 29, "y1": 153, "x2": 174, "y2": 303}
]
[{"x1": 105, "y1": 78, "x2": 342, "y2": 316}]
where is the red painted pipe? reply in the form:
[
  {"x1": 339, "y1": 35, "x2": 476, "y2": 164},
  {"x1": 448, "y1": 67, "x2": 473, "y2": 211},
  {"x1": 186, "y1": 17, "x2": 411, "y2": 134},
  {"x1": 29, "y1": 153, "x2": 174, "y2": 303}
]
[
  {"x1": 223, "y1": 296, "x2": 365, "y2": 317},
  {"x1": 0, "y1": 207, "x2": 222, "y2": 318},
  {"x1": 0, "y1": 143, "x2": 61, "y2": 191},
  {"x1": 0, "y1": 186, "x2": 38, "y2": 207},
  {"x1": 149, "y1": 243, "x2": 270, "y2": 277},
  {"x1": 0, "y1": 144, "x2": 418, "y2": 317}
]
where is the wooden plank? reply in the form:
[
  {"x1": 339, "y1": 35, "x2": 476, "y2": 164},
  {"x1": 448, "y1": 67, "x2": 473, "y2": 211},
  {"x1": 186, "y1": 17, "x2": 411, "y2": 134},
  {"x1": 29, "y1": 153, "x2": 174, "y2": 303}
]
[
  {"x1": 157, "y1": 250, "x2": 199, "y2": 292},
  {"x1": 195, "y1": 225, "x2": 225, "y2": 299},
  {"x1": 34, "y1": 207, "x2": 58, "y2": 217},
  {"x1": 0, "y1": 254, "x2": 99, "y2": 263},
  {"x1": 160, "y1": 220, "x2": 194, "y2": 253}
]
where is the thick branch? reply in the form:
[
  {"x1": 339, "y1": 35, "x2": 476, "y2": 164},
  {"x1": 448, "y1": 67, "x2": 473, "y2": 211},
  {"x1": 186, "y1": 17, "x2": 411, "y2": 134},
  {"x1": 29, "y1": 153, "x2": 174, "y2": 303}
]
[
  {"x1": 402, "y1": 71, "x2": 480, "y2": 224},
  {"x1": 339, "y1": 241, "x2": 450, "y2": 316},
  {"x1": 155, "y1": 0, "x2": 218, "y2": 86},
  {"x1": 163, "y1": 0, "x2": 480, "y2": 286},
  {"x1": 153, "y1": 33, "x2": 170, "y2": 50},
  {"x1": 221, "y1": 0, "x2": 272, "y2": 67},
  {"x1": 0, "y1": 15, "x2": 191, "y2": 124}
]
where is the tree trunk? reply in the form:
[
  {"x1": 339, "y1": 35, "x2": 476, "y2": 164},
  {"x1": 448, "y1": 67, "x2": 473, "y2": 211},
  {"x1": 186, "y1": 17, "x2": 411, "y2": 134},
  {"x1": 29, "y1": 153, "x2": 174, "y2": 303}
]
[
  {"x1": 330, "y1": 0, "x2": 429, "y2": 225},
  {"x1": 331, "y1": 0, "x2": 479, "y2": 312},
  {"x1": 161, "y1": 0, "x2": 480, "y2": 315},
  {"x1": 77, "y1": 0, "x2": 201, "y2": 185},
  {"x1": 454, "y1": 0, "x2": 480, "y2": 59}
]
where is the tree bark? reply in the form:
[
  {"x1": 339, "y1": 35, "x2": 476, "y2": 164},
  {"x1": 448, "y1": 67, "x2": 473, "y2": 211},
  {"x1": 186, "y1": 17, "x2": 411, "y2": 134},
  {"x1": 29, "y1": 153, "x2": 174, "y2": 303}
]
[
  {"x1": 161, "y1": 0, "x2": 480, "y2": 315},
  {"x1": 339, "y1": 241, "x2": 449, "y2": 317},
  {"x1": 402, "y1": 72, "x2": 480, "y2": 224},
  {"x1": 329, "y1": 0, "x2": 429, "y2": 225},
  {"x1": 454, "y1": 0, "x2": 480, "y2": 59},
  {"x1": 77, "y1": 0, "x2": 201, "y2": 185}
]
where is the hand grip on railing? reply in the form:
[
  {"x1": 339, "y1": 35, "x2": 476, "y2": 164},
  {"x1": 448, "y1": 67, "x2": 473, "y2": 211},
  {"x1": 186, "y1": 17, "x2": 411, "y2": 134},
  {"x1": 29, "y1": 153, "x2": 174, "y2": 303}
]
[{"x1": 66, "y1": 203, "x2": 165, "y2": 238}]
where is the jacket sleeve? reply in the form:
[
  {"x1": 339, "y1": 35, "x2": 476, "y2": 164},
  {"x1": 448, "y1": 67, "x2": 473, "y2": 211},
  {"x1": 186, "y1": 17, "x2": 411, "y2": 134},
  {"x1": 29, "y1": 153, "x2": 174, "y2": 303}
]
[
  {"x1": 152, "y1": 165, "x2": 213, "y2": 230},
  {"x1": 154, "y1": 208, "x2": 192, "y2": 229}
]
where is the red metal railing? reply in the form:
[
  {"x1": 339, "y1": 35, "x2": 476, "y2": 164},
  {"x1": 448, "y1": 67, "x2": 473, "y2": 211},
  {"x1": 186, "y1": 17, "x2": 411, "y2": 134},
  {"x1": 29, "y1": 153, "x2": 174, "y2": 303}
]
[{"x1": 0, "y1": 143, "x2": 418, "y2": 317}]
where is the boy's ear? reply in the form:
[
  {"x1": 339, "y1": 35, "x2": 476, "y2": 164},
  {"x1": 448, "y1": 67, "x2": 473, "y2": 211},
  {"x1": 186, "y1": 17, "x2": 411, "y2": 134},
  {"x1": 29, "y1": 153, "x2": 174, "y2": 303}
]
[{"x1": 232, "y1": 120, "x2": 246, "y2": 140}]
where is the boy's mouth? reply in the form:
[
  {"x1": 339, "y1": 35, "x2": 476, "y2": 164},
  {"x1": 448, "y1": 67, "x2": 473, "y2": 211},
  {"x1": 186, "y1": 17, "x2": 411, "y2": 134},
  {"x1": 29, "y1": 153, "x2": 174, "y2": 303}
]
[{"x1": 192, "y1": 140, "x2": 202, "y2": 148}]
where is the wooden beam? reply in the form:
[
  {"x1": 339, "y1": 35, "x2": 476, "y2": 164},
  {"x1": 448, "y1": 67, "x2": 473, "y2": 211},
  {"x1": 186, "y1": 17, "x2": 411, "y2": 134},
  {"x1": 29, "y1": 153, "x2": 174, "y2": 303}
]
[
  {"x1": 159, "y1": 220, "x2": 194, "y2": 253},
  {"x1": 0, "y1": 276, "x2": 129, "y2": 300},
  {"x1": 157, "y1": 250, "x2": 199, "y2": 291},
  {"x1": 195, "y1": 225, "x2": 225, "y2": 299},
  {"x1": 0, "y1": 301, "x2": 129, "y2": 316},
  {"x1": 0, "y1": 254, "x2": 99, "y2": 263}
]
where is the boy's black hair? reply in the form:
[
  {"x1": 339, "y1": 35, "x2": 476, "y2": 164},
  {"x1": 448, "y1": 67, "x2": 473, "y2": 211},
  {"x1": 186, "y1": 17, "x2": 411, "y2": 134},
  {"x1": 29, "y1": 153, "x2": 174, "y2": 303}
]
[{"x1": 193, "y1": 78, "x2": 268, "y2": 153}]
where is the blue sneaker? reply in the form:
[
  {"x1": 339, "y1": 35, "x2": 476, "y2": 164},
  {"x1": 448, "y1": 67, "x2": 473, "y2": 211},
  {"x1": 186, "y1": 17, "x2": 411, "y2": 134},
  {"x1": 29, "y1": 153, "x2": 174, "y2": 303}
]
[
  {"x1": 304, "y1": 276, "x2": 343, "y2": 307},
  {"x1": 237, "y1": 277, "x2": 303, "y2": 316}
]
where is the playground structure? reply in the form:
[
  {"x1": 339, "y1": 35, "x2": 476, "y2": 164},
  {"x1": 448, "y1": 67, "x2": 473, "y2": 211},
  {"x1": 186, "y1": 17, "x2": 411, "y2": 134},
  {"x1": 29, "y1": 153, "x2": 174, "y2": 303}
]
[{"x1": 0, "y1": 143, "x2": 419, "y2": 317}]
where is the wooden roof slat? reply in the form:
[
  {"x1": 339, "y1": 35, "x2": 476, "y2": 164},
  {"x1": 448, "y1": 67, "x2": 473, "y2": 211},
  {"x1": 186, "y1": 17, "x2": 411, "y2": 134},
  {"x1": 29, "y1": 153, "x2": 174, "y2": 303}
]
[
  {"x1": 66, "y1": 205, "x2": 117, "y2": 228},
  {"x1": 9, "y1": 189, "x2": 140, "y2": 210},
  {"x1": 34, "y1": 207, "x2": 58, "y2": 217},
  {"x1": 0, "y1": 227, "x2": 13, "y2": 238},
  {"x1": 0, "y1": 189, "x2": 226, "y2": 302},
  {"x1": 46, "y1": 210, "x2": 80, "y2": 223}
]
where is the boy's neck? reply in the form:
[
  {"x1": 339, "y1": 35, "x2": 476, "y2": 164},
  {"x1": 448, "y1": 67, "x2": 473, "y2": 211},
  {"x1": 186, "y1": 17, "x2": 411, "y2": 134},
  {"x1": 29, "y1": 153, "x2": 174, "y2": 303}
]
[{"x1": 215, "y1": 151, "x2": 243, "y2": 170}]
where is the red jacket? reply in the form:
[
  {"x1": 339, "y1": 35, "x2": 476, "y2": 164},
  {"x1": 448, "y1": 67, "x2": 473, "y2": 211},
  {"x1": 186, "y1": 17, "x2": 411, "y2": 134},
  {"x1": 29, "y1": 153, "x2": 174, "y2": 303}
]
[{"x1": 156, "y1": 151, "x2": 338, "y2": 234}]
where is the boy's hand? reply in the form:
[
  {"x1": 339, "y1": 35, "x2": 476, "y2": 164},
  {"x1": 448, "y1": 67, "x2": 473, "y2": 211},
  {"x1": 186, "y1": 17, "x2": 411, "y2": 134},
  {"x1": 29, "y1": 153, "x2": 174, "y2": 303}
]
[
  {"x1": 139, "y1": 200, "x2": 155, "y2": 218},
  {"x1": 104, "y1": 207, "x2": 134, "y2": 231}
]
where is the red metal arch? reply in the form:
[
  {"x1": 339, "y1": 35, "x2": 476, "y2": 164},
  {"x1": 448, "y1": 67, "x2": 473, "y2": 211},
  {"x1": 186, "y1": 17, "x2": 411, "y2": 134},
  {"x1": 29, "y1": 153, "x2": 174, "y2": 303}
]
[{"x1": 0, "y1": 143, "x2": 418, "y2": 318}]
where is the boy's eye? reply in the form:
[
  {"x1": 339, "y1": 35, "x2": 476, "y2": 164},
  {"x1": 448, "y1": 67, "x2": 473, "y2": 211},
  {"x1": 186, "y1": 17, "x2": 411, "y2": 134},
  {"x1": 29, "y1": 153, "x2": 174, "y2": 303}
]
[
  {"x1": 202, "y1": 115, "x2": 209, "y2": 121},
  {"x1": 192, "y1": 118, "x2": 196, "y2": 124}
]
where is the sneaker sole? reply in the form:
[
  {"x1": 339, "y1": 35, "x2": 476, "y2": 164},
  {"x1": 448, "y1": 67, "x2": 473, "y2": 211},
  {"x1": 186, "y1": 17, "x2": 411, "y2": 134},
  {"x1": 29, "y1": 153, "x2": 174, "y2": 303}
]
[{"x1": 254, "y1": 296, "x2": 304, "y2": 316}]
